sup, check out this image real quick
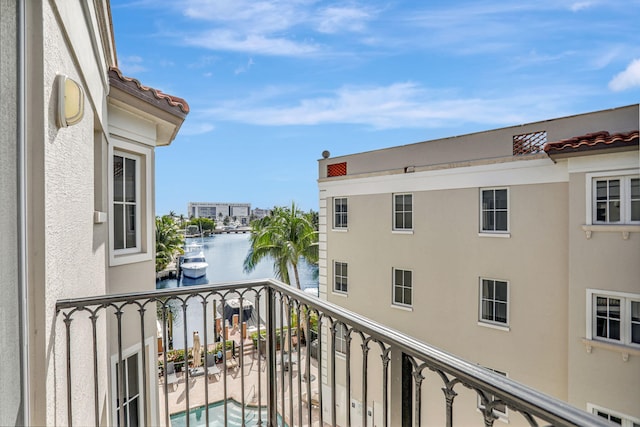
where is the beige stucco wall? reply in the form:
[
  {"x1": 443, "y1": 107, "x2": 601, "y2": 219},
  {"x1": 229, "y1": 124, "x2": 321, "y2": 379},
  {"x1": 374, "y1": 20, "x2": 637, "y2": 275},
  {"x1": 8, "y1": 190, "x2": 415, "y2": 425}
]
[
  {"x1": 323, "y1": 181, "x2": 569, "y2": 425},
  {"x1": 565, "y1": 152, "x2": 640, "y2": 419},
  {"x1": 318, "y1": 104, "x2": 639, "y2": 425}
]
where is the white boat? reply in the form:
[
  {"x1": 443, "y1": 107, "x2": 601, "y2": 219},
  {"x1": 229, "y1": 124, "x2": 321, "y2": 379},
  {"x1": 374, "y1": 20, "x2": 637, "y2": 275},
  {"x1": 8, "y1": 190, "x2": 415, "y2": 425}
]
[{"x1": 180, "y1": 251, "x2": 208, "y2": 279}]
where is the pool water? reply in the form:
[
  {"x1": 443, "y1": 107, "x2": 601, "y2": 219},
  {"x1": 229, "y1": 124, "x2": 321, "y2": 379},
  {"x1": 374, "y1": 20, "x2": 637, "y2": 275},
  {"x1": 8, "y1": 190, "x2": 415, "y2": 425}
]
[{"x1": 170, "y1": 399, "x2": 286, "y2": 427}]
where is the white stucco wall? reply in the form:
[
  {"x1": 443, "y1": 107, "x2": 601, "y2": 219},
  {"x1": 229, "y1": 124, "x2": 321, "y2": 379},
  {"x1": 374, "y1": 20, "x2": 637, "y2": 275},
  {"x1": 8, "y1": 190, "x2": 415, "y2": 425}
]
[
  {"x1": 0, "y1": 0, "x2": 24, "y2": 424},
  {"x1": 37, "y1": 2, "x2": 109, "y2": 425}
]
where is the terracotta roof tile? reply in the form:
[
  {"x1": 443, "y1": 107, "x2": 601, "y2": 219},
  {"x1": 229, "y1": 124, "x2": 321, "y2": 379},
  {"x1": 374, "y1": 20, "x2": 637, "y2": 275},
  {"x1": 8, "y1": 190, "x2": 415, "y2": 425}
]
[
  {"x1": 108, "y1": 67, "x2": 189, "y2": 115},
  {"x1": 543, "y1": 130, "x2": 638, "y2": 155}
]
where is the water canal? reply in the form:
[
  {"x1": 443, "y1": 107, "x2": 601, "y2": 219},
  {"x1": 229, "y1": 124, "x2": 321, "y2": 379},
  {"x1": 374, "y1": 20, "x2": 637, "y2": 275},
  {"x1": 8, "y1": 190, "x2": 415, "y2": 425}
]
[{"x1": 156, "y1": 233, "x2": 319, "y2": 348}]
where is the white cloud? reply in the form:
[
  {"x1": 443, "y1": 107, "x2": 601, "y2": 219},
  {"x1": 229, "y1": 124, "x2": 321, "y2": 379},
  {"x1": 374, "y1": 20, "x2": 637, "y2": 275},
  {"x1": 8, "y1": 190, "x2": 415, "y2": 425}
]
[
  {"x1": 180, "y1": 122, "x2": 215, "y2": 136},
  {"x1": 235, "y1": 58, "x2": 255, "y2": 75},
  {"x1": 185, "y1": 30, "x2": 319, "y2": 56},
  {"x1": 203, "y1": 82, "x2": 577, "y2": 129},
  {"x1": 314, "y1": 6, "x2": 374, "y2": 34},
  {"x1": 119, "y1": 55, "x2": 147, "y2": 74},
  {"x1": 176, "y1": 0, "x2": 377, "y2": 57},
  {"x1": 609, "y1": 59, "x2": 640, "y2": 91},
  {"x1": 570, "y1": 1, "x2": 595, "y2": 11}
]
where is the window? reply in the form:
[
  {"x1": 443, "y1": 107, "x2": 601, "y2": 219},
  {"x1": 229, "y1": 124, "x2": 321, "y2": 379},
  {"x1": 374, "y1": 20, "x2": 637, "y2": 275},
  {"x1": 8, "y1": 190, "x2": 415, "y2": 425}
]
[
  {"x1": 479, "y1": 279, "x2": 509, "y2": 326},
  {"x1": 589, "y1": 291, "x2": 640, "y2": 347},
  {"x1": 114, "y1": 353, "x2": 141, "y2": 427},
  {"x1": 109, "y1": 140, "x2": 152, "y2": 266},
  {"x1": 480, "y1": 188, "x2": 509, "y2": 232},
  {"x1": 393, "y1": 194, "x2": 413, "y2": 230},
  {"x1": 589, "y1": 404, "x2": 640, "y2": 427},
  {"x1": 478, "y1": 369, "x2": 508, "y2": 420},
  {"x1": 592, "y1": 175, "x2": 639, "y2": 224},
  {"x1": 333, "y1": 323, "x2": 347, "y2": 355},
  {"x1": 113, "y1": 151, "x2": 140, "y2": 253},
  {"x1": 393, "y1": 269, "x2": 412, "y2": 307},
  {"x1": 334, "y1": 261, "x2": 348, "y2": 293},
  {"x1": 334, "y1": 198, "x2": 348, "y2": 229}
]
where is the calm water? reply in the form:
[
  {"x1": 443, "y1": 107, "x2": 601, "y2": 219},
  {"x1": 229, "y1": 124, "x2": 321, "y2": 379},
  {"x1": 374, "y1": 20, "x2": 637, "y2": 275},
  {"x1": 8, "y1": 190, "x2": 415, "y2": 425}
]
[{"x1": 157, "y1": 233, "x2": 319, "y2": 347}]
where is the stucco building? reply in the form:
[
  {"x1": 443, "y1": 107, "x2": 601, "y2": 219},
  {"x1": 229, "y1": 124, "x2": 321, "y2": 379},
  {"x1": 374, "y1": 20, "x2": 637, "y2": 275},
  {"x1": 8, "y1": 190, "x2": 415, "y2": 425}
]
[
  {"x1": 188, "y1": 201, "x2": 252, "y2": 225},
  {"x1": 317, "y1": 105, "x2": 639, "y2": 426},
  {"x1": 0, "y1": 1, "x2": 188, "y2": 425}
]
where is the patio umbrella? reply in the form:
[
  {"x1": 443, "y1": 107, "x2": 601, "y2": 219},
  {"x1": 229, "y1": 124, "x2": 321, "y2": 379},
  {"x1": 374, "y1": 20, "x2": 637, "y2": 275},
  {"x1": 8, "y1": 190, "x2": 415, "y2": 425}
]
[
  {"x1": 283, "y1": 328, "x2": 290, "y2": 353},
  {"x1": 192, "y1": 331, "x2": 202, "y2": 369}
]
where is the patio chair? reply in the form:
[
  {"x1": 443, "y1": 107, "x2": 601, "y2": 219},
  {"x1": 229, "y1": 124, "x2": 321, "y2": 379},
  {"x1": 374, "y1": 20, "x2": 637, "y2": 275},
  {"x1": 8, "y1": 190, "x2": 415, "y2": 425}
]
[
  {"x1": 165, "y1": 361, "x2": 178, "y2": 391},
  {"x1": 302, "y1": 391, "x2": 320, "y2": 408},
  {"x1": 205, "y1": 353, "x2": 221, "y2": 380},
  {"x1": 225, "y1": 350, "x2": 239, "y2": 371}
]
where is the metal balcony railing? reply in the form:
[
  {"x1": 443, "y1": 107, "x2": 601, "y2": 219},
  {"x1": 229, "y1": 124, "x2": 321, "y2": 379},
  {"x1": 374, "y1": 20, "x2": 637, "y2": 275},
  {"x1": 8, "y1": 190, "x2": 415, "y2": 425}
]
[{"x1": 56, "y1": 279, "x2": 608, "y2": 427}]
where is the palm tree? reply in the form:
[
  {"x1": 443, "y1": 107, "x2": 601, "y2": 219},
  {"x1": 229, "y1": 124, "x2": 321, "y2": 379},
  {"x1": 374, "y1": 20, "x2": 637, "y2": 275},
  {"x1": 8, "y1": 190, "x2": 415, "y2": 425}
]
[
  {"x1": 243, "y1": 202, "x2": 318, "y2": 289},
  {"x1": 155, "y1": 215, "x2": 184, "y2": 272}
]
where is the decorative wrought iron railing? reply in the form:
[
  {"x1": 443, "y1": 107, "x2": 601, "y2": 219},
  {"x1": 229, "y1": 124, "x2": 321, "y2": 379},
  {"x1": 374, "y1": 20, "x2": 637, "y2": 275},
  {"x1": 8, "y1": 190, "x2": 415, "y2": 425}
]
[{"x1": 56, "y1": 279, "x2": 607, "y2": 427}]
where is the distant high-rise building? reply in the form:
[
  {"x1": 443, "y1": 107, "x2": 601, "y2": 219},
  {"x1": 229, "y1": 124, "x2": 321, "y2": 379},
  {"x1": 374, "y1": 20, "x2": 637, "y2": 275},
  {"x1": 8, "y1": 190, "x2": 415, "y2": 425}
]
[{"x1": 188, "y1": 202, "x2": 251, "y2": 225}]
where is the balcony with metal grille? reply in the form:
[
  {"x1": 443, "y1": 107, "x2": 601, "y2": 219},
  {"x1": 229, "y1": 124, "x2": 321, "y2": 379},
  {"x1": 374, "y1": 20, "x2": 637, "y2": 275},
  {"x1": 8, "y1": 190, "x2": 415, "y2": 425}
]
[{"x1": 56, "y1": 279, "x2": 608, "y2": 426}]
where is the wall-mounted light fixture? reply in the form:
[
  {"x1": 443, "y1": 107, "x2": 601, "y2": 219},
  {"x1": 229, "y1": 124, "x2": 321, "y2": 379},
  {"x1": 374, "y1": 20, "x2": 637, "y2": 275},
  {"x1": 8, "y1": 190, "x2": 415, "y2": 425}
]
[{"x1": 56, "y1": 74, "x2": 84, "y2": 128}]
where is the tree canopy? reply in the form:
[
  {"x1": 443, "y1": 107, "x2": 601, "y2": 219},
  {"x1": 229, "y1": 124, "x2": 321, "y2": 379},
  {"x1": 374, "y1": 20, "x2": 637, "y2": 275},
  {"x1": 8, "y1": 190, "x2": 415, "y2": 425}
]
[
  {"x1": 155, "y1": 215, "x2": 184, "y2": 272},
  {"x1": 243, "y1": 203, "x2": 318, "y2": 289}
]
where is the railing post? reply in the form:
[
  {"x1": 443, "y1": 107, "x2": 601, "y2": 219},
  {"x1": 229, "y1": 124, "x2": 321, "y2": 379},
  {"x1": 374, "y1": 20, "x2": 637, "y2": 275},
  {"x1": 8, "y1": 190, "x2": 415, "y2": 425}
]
[
  {"x1": 390, "y1": 347, "x2": 413, "y2": 427},
  {"x1": 402, "y1": 353, "x2": 413, "y2": 427},
  {"x1": 266, "y1": 286, "x2": 278, "y2": 427}
]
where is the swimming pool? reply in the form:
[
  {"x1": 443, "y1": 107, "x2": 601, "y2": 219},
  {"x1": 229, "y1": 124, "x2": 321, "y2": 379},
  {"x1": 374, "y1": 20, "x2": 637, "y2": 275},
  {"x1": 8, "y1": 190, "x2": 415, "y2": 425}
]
[{"x1": 170, "y1": 399, "x2": 286, "y2": 427}]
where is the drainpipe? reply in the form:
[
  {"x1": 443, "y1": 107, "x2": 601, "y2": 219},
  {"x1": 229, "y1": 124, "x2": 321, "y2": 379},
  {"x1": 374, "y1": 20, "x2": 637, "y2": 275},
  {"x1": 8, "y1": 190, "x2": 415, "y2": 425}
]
[{"x1": 17, "y1": 0, "x2": 30, "y2": 424}]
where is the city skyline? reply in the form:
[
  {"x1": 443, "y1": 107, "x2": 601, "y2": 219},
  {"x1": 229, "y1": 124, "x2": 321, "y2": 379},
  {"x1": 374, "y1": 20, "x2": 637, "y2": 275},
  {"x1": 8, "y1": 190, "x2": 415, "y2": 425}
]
[{"x1": 111, "y1": 0, "x2": 640, "y2": 215}]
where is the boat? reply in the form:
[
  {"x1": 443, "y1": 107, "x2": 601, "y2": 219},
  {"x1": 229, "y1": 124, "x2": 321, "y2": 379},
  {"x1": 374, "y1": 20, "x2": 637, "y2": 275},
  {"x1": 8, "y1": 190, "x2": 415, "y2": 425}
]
[{"x1": 180, "y1": 251, "x2": 208, "y2": 279}]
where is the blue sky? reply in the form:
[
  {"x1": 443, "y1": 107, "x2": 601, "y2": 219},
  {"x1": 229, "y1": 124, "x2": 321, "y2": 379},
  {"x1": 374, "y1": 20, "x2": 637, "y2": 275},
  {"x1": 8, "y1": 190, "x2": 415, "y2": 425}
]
[{"x1": 110, "y1": 0, "x2": 640, "y2": 215}]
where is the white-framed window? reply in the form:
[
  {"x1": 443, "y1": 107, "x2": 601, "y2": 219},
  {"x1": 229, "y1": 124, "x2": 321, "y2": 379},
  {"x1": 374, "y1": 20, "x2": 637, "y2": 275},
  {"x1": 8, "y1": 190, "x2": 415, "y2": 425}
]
[
  {"x1": 480, "y1": 188, "x2": 509, "y2": 233},
  {"x1": 392, "y1": 268, "x2": 412, "y2": 307},
  {"x1": 108, "y1": 139, "x2": 152, "y2": 266},
  {"x1": 393, "y1": 193, "x2": 413, "y2": 230},
  {"x1": 588, "y1": 403, "x2": 640, "y2": 426},
  {"x1": 334, "y1": 261, "x2": 348, "y2": 293},
  {"x1": 113, "y1": 151, "x2": 140, "y2": 253},
  {"x1": 112, "y1": 351, "x2": 142, "y2": 427},
  {"x1": 479, "y1": 278, "x2": 509, "y2": 326},
  {"x1": 333, "y1": 323, "x2": 348, "y2": 355},
  {"x1": 588, "y1": 173, "x2": 639, "y2": 225},
  {"x1": 477, "y1": 368, "x2": 508, "y2": 421},
  {"x1": 587, "y1": 290, "x2": 640, "y2": 347},
  {"x1": 334, "y1": 197, "x2": 348, "y2": 229}
]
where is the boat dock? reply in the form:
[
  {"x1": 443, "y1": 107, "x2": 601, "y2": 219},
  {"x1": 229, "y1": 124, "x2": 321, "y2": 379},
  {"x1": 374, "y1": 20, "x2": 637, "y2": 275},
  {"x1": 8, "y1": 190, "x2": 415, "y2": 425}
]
[{"x1": 156, "y1": 261, "x2": 178, "y2": 280}]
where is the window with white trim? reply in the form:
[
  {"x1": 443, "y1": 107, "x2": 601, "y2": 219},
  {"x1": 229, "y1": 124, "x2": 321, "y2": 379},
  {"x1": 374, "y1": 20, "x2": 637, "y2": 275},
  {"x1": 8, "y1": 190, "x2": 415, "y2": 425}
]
[
  {"x1": 393, "y1": 193, "x2": 413, "y2": 230},
  {"x1": 479, "y1": 278, "x2": 509, "y2": 326},
  {"x1": 589, "y1": 291, "x2": 640, "y2": 347},
  {"x1": 592, "y1": 175, "x2": 639, "y2": 224},
  {"x1": 392, "y1": 268, "x2": 412, "y2": 307},
  {"x1": 113, "y1": 151, "x2": 140, "y2": 253},
  {"x1": 589, "y1": 403, "x2": 640, "y2": 426},
  {"x1": 334, "y1": 261, "x2": 348, "y2": 293},
  {"x1": 114, "y1": 352, "x2": 141, "y2": 427},
  {"x1": 333, "y1": 323, "x2": 347, "y2": 355},
  {"x1": 477, "y1": 368, "x2": 508, "y2": 420},
  {"x1": 480, "y1": 188, "x2": 509, "y2": 232},
  {"x1": 334, "y1": 197, "x2": 348, "y2": 229},
  {"x1": 109, "y1": 140, "x2": 152, "y2": 266}
]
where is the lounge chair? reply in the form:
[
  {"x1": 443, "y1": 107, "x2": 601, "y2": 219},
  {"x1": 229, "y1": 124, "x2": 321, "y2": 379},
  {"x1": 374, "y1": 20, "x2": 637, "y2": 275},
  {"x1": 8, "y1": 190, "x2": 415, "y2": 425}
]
[
  {"x1": 205, "y1": 353, "x2": 221, "y2": 380},
  {"x1": 302, "y1": 391, "x2": 320, "y2": 408},
  {"x1": 225, "y1": 350, "x2": 239, "y2": 371},
  {"x1": 165, "y1": 361, "x2": 178, "y2": 391}
]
